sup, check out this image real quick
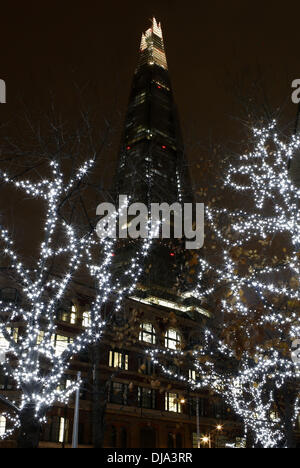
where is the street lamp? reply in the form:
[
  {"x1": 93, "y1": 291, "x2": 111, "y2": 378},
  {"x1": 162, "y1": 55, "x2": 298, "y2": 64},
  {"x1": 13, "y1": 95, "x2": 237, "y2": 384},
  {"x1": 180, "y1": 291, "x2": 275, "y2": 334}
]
[
  {"x1": 201, "y1": 435, "x2": 211, "y2": 448},
  {"x1": 201, "y1": 425, "x2": 223, "y2": 448}
]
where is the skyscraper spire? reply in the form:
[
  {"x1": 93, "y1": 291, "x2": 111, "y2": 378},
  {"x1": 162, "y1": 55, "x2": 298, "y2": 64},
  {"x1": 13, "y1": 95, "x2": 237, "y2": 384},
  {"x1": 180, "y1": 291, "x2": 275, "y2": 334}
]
[
  {"x1": 113, "y1": 18, "x2": 194, "y2": 293},
  {"x1": 115, "y1": 17, "x2": 192, "y2": 207},
  {"x1": 138, "y1": 17, "x2": 168, "y2": 71}
]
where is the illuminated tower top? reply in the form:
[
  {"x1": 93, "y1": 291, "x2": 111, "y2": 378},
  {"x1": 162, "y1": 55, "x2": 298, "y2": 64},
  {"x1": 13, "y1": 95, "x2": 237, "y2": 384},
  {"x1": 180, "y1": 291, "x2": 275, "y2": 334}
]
[
  {"x1": 113, "y1": 18, "x2": 195, "y2": 293},
  {"x1": 137, "y1": 17, "x2": 168, "y2": 71},
  {"x1": 115, "y1": 17, "x2": 192, "y2": 206}
]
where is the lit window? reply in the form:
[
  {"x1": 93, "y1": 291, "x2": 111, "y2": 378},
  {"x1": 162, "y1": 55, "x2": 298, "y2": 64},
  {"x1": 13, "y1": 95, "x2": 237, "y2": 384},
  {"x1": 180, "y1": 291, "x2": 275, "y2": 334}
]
[
  {"x1": 0, "y1": 415, "x2": 6, "y2": 436},
  {"x1": 0, "y1": 328, "x2": 18, "y2": 356},
  {"x1": 165, "y1": 329, "x2": 181, "y2": 350},
  {"x1": 7, "y1": 327, "x2": 18, "y2": 343},
  {"x1": 139, "y1": 322, "x2": 156, "y2": 344},
  {"x1": 109, "y1": 382, "x2": 128, "y2": 405},
  {"x1": 165, "y1": 392, "x2": 182, "y2": 413},
  {"x1": 109, "y1": 350, "x2": 129, "y2": 370},
  {"x1": 270, "y1": 411, "x2": 279, "y2": 421},
  {"x1": 58, "y1": 417, "x2": 65, "y2": 443},
  {"x1": 70, "y1": 305, "x2": 77, "y2": 324},
  {"x1": 138, "y1": 356, "x2": 154, "y2": 375},
  {"x1": 59, "y1": 304, "x2": 77, "y2": 324},
  {"x1": 52, "y1": 335, "x2": 73, "y2": 356},
  {"x1": 0, "y1": 331, "x2": 9, "y2": 355},
  {"x1": 82, "y1": 311, "x2": 91, "y2": 328},
  {"x1": 37, "y1": 331, "x2": 44, "y2": 345}
]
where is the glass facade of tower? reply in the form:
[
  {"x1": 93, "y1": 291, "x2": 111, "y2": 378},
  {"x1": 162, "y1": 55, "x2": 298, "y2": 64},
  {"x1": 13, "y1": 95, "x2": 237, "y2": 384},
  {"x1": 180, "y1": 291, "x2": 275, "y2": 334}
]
[
  {"x1": 114, "y1": 18, "x2": 194, "y2": 292},
  {"x1": 115, "y1": 18, "x2": 192, "y2": 206}
]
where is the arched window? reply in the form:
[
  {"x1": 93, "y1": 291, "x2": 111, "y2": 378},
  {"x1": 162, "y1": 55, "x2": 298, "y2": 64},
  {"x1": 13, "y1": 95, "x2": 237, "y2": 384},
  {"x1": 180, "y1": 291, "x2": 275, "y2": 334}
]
[
  {"x1": 82, "y1": 311, "x2": 91, "y2": 328},
  {"x1": 176, "y1": 433, "x2": 183, "y2": 448},
  {"x1": 70, "y1": 304, "x2": 77, "y2": 324},
  {"x1": 140, "y1": 427, "x2": 156, "y2": 448},
  {"x1": 165, "y1": 328, "x2": 181, "y2": 350},
  {"x1": 0, "y1": 415, "x2": 6, "y2": 436},
  {"x1": 120, "y1": 427, "x2": 127, "y2": 448},
  {"x1": 139, "y1": 322, "x2": 156, "y2": 344},
  {"x1": 109, "y1": 425, "x2": 117, "y2": 448}
]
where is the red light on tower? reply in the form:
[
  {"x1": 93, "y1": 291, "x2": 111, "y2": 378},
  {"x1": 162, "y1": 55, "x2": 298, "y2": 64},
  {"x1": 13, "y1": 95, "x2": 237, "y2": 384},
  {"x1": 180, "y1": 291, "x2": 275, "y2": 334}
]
[
  {"x1": 157, "y1": 85, "x2": 161, "y2": 89},
  {"x1": 170, "y1": 252, "x2": 175, "y2": 257},
  {"x1": 126, "y1": 146, "x2": 131, "y2": 150},
  {"x1": 161, "y1": 145, "x2": 166, "y2": 150}
]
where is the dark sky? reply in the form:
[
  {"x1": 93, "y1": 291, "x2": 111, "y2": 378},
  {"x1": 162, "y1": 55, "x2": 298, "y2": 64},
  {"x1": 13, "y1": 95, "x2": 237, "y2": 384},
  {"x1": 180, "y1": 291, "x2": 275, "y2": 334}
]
[
  {"x1": 1, "y1": 0, "x2": 300, "y2": 146},
  {"x1": 1, "y1": 0, "x2": 300, "y2": 258}
]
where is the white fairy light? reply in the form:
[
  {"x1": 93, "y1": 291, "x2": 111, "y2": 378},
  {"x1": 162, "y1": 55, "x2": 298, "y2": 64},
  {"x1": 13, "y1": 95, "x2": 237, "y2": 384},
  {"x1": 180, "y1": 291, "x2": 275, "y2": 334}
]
[
  {"x1": 0, "y1": 157, "x2": 154, "y2": 440},
  {"x1": 147, "y1": 122, "x2": 300, "y2": 448}
]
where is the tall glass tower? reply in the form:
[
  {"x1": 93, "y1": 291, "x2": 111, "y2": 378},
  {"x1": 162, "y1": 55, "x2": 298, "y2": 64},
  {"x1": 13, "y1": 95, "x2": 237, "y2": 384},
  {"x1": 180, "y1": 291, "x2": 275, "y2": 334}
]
[
  {"x1": 113, "y1": 18, "x2": 197, "y2": 296},
  {"x1": 115, "y1": 18, "x2": 192, "y2": 206}
]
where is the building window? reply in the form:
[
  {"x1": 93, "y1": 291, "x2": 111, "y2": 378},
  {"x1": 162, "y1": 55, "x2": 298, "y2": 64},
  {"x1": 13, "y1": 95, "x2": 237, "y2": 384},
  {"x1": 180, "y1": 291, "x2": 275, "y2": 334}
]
[
  {"x1": 120, "y1": 427, "x2": 127, "y2": 448},
  {"x1": 138, "y1": 387, "x2": 156, "y2": 409},
  {"x1": 0, "y1": 288, "x2": 20, "y2": 303},
  {"x1": 0, "y1": 331, "x2": 9, "y2": 355},
  {"x1": 109, "y1": 382, "x2": 128, "y2": 405},
  {"x1": 0, "y1": 415, "x2": 6, "y2": 436},
  {"x1": 189, "y1": 369, "x2": 200, "y2": 381},
  {"x1": 0, "y1": 371, "x2": 13, "y2": 391},
  {"x1": 176, "y1": 433, "x2": 183, "y2": 448},
  {"x1": 59, "y1": 304, "x2": 77, "y2": 324},
  {"x1": 42, "y1": 416, "x2": 68, "y2": 443},
  {"x1": 168, "y1": 432, "x2": 175, "y2": 448},
  {"x1": 165, "y1": 328, "x2": 181, "y2": 350},
  {"x1": 58, "y1": 417, "x2": 65, "y2": 443},
  {"x1": 138, "y1": 356, "x2": 154, "y2": 375},
  {"x1": 165, "y1": 392, "x2": 182, "y2": 413},
  {"x1": 107, "y1": 425, "x2": 117, "y2": 448},
  {"x1": 70, "y1": 305, "x2": 77, "y2": 324},
  {"x1": 192, "y1": 432, "x2": 199, "y2": 448},
  {"x1": 0, "y1": 328, "x2": 18, "y2": 355},
  {"x1": 190, "y1": 397, "x2": 209, "y2": 417},
  {"x1": 139, "y1": 322, "x2": 156, "y2": 344},
  {"x1": 109, "y1": 350, "x2": 129, "y2": 370},
  {"x1": 52, "y1": 335, "x2": 73, "y2": 356},
  {"x1": 140, "y1": 427, "x2": 156, "y2": 448},
  {"x1": 82, "y1": 311, "x2": 91, "y2": 328}
]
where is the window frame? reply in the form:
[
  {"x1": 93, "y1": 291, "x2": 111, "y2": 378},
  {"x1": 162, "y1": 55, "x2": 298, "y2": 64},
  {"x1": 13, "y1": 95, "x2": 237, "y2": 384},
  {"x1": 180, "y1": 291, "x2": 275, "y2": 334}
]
[
  {"x1": 138, "y1": 386, "x2": 156, "y2": 409},
  {"x1": 165, "y1": 392, "x2": 182, "y2": 413},
  {"x1": 109, "y1": 350, "x2": 129, "y2": 370},
  {"x1": 139, "y1": 322, "x2": 157, "y2": 345},
  {"x1": 165, "y1": 328, "x2": 181, "y2": 350},
  {"x1": 0, "y1": 415, "x2": 6, "y2": 436}
]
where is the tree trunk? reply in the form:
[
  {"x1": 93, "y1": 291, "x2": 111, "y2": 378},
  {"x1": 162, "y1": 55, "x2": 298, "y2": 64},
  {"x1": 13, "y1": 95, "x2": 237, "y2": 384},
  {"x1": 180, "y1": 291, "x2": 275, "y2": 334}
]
[
  {"x1": 283, "y1": 386, "x2": 296, "y2": 448},
  {"x1": 17, "y1": 404, "x2": 41, "y2": 449},
  {"x1": 91, "y1": 345, "x2": 107, "y2": 448},
  {"x1": 245, "y1": 428, "x2": 255, "y2": 448}
]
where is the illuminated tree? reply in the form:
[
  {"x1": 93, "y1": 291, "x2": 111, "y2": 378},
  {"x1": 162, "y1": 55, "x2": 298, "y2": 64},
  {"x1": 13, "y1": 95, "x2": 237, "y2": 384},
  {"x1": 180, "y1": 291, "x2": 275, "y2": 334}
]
[
  {"x1": 150, "y1": 121, "x2": 300, "y2": 448},
  {"x1": 0, "y1": 152, "x2": 155, "y2": 447}
]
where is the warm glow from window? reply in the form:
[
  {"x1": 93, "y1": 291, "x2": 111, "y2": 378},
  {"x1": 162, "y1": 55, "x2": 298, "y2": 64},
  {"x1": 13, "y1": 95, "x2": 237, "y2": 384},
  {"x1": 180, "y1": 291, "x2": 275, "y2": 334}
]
[
  {"x1": 82, "y1": 311, "x2": 91, "y2": 328},
  {"x1": 109, "y1": 350, "x2": 129, "y2": 370},
  {"x1": 165, "y1": 328, "x2": 181, "y2": 350},
  {"x1": 59, "y1": 417, "x2": 65, "y2": 443},
  {"x1": 139, "y1": 322, "x2": 156, "y2": 344},
  {"x1": 165, "y1": 392, "x2": 182, "y2": 413},
  {"x1": 0, "y1": 415, "x2": 6, "y2": 436},
  {"x1": 52, "y1": 335, "x2": 73, "y2": 356}
]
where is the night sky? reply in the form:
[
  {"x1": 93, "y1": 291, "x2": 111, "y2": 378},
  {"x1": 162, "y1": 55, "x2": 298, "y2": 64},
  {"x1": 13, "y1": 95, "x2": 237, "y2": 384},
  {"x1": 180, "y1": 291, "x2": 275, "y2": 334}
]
[
  {"x1": 2, "y1": 1, "x2": 300, "y2": 149},
  {"x1": 1, "y1": 0, "x2": 300, "y2": 254}
]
